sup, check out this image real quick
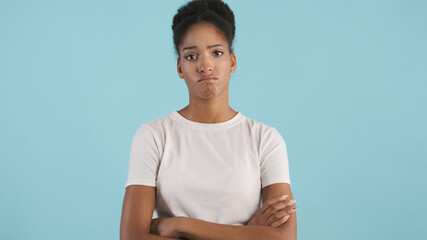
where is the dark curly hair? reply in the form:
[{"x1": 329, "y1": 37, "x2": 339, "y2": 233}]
[{"x1": 172, "y1": 0, "x2": 235, "y2": 56}]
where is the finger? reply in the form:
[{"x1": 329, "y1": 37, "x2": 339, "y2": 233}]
[
  {"x1": 260, "y1": 195, "x2": 289, "y2": 214},
  {"x1": 263, "y1": 199, "x2": 296, "y2": 218},
  {"x1": 285, "y1": 199, "x2": 297, "y2": 207},
  {"x1": 280, "y1": 206, "x2": 298, "y2": 217},
  {"x1": 286, "y1": 206, "x2": 298, "y2": 215},
  {"x1": 270, "y1": 215, "x2": 290, "y2": 228},
  {"x1": 265, "y1": 209, "x2": 289, "y2": 226}
]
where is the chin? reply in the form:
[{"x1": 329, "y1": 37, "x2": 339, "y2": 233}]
[{"x1": 200, "y1": 92, "x2": 217, "y2": 98}]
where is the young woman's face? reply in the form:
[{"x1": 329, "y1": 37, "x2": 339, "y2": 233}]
[{"x1": 177, "y1": 22, "x2": 237, "y2": 100}]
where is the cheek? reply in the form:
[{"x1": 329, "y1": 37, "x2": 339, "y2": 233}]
[
  {"x1": 181, "y1": 62, "x2": 196, "y2": 74},
  {"x1": 217, "y1": 59, "x2": 232, "y2": 73}
]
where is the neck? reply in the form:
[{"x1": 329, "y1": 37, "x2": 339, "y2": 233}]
[{"x1": 178, "y1": 92, "x2": 237, "y2": 124}]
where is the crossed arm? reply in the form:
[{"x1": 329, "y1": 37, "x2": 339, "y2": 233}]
[{"x1": 120, "y1": 183, "x2": 297, "y2": 240}]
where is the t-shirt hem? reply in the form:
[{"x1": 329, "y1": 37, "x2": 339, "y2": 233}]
[
  {"x1": 125, "y1": 180, "x2": 156, "y2": 189},
  {"x1": 262, "y1": 179, "x2": 292, "y2": 189}
]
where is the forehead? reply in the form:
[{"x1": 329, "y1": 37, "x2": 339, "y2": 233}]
[{"x1": 180, "y1": 22, "x2": 229, "y2": 49}]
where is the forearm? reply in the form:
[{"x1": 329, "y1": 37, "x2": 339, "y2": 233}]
[
  {"x1": 178, "y1": 218, "x2": 283, "y2": 240},
  {"x1": 140, "y1": 233, "x2": 180, "y2": 240}
]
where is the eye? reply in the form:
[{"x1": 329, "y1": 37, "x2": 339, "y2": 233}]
[
  {"x1": 185, "y1": 54, "x2": 197, "y2": 60},
  {"x1": 213, "y1": 50, "x2": 224, "y2": 56}
]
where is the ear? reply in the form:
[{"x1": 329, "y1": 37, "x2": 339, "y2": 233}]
[
  {"x1": 177, "y1": 57, "x2": 184, "y2": 79},
  {"x1": 230, "y1": 51, "x2": 237, "y2": 73}
]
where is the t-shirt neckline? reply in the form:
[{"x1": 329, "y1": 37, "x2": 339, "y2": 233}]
[{"x1": 170, "y1": 110, "x2": 244, "y2": 131}]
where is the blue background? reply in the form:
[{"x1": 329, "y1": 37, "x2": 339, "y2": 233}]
[{"x1": 1, "y1": 0, "x2": 426, "y2": 239}]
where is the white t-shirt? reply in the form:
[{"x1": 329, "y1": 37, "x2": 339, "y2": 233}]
[{"x1": 125, "y1": 111, "x2": 291, "y2": 225}]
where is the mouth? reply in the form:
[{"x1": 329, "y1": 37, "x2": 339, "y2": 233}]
[{"x1": 198, "y1": 76, "x2": 218, "y2": 83}]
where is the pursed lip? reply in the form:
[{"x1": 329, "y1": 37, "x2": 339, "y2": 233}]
[{"x1": 198, "y1": 76, "x2": 218, "y2": 83}]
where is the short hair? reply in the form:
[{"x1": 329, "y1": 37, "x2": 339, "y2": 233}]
[{"x1": 172, "y1": 0, "x2": 235, "y2": 56}]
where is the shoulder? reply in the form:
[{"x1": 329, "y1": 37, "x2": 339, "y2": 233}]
[
  {"x1": 242, "y1": 114, "x2": 285, "y2": 142},
  {"x1": 134, "y1": 112, "x2": 176, "y2": 135},
  {"x1": 130, "y1": 112, "x2": 178, "y2": 149}
]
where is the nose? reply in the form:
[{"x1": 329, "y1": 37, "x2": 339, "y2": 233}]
[{"x1": 197, "y1": 54, "x2": 213, "y2": 73}]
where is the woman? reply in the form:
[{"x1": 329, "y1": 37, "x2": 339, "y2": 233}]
[{"x1": 120, "y1": 0, "x2": 297, "y2": 239}]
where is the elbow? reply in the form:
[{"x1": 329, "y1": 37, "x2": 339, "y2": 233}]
[
  {"x1": 140, "y1": 233, "x2": 155, "y2": 240},
  {"x1": 275, "y1": 227, "x2": 297, "y2": 240},
  {"x1": 255, "y1": 227, "x2": 296, "y2": 240},
  {"x1": 120, "y1": 230, "x2": 151, "y2": 240},
  {"x1": 276, "y1": 231, "x2": 297, "y2": 240},
  {"x1": 273, "y1": 220, "x2": 297, "y2": 240}
]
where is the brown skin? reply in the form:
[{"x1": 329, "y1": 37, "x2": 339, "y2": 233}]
[
  {"x1": 153, "y1": 183, "x2": 297, "y2": 240},
  {"x1": 120, "y1": 21, "x2": 297, "y2": 240},
  {"x1": 120, "y1": 184, "x2": 297, "y2": 240},
  {"x1": 176, "y1": 21, "x2": 237, "y2": 123},
  {"x1": 120, "y1": 185, "x2": 178, "y2": 240},
  {"x1": 248, "y1": 189, "x2": 297, "y2": 228}
]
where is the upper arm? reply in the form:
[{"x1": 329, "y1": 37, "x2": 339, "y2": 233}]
[
  {"x1": 120, "y1": 185, "x2": 156, "y2": 240},
  {"x1": 262, "y1": 183, "x2": 297, "y2": 240},
  {"x1": 260, "y1": 128, "x2": 291, "y2": 189}
]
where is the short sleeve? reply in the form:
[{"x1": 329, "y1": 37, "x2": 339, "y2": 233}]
[
  {"x1": 125, "y1": 125, "x2": 160, "y2": 189},
  {"x1": 259, "y1": 127, "x2": 291, "y2": 188}
]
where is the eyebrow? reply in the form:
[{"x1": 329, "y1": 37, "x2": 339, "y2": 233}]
[{"x1": 182, "y1": 44, "x2": 225, "y2": 51}]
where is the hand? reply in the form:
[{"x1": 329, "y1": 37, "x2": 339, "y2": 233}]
[
  {"x1": 247, "y1": 195, "x2": 297, "y2": 227},
  {"x1": 150, "y1": 217, "x2": 182, "y2": 238}
]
